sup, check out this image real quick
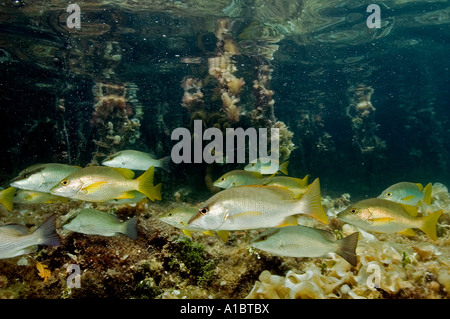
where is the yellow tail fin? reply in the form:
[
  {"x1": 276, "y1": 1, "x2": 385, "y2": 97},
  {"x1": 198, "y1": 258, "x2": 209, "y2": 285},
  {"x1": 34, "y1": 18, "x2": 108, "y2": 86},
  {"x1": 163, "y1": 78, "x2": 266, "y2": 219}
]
[
  {"x1": 422, "y1": 183, "x2": 432, "y2": 205},
  {"x1": 419, "y1": 210, "x2": 442, "y2": 241},
  {"x1": 0, "y1": 187, "x2": 16, "y2": 211},
  {"x1": 280, "y1": 161, "x2": 289, "y2": 175},
  {"x1": 136, "y1": 166, "x2": 162, "y2": 201},
  {"x1": 299, "y1": 178, "x2": 329, "y2": 224}
]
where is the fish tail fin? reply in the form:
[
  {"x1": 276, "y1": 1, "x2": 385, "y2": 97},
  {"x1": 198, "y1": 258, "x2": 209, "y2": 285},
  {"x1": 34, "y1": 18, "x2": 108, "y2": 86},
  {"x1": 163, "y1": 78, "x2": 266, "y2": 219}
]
[
  {"x1": 419, "y1": 210, "x2": 442, "y2": 241},
  {"x1": 136, "y1": 166, "x2": 162, "y2": 201},
  {"x1": 280, "y1": 161, "x2": 289, "y2": 175},
  {"x1": 0, "y1": 187, "x2": 16, "y2": 211},
  {"x1": 422, "y1": 183, "x2": 432, "y2": 205},
  {"x1": 123, "y1": 217, "x2": 138, "y2": 240},
  {"x1": 34, "y1": 215, "x2": 60, "y2": 247},
  {"x1": 336, "y1": 232, "x2": 359, "y2": 266},
  {"x1": 160, "y1": 156, "x2": 172, "y2": 173},
  {"x1": 299, "y1": 178, "x2": 329, "y2": 224}
]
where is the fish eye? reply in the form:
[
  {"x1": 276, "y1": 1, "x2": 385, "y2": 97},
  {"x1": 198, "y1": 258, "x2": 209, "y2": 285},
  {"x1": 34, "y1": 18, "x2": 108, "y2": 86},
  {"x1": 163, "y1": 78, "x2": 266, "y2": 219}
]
[
  {"x1": 199, "y1": 207, "x2": 209, "y2": 215},
  {"x1": 168, "y1": 213, "x2": 172, "y2": 217},
  {"x1": 350, "y1": 208, "x2": 357, "y2": 214},
  {"x1": 385, "y1": 192, "x2": 392, "y2": 197},
  {"x1": 251, "y1": 163, "x2": 255, "y2": 166},
  {"x1": 61, "y1": 179, "x2": 70, "y2": 186},
  {"x1": 22, "y1": 174, "x2": 29, "y2": 179},
  {"x1": 221, "y1": 178, "x2": 225, "y2": 181},
  {"x1": 260, "y1": 236, "x2": 267, "y2": 241}
]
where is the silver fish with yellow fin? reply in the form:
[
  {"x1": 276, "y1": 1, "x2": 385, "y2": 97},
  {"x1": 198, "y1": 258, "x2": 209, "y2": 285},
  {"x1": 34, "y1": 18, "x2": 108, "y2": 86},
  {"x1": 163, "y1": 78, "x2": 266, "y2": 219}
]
[
  {"x1": 213, "y1": 170, "x2": 263, "y2": 189},
  {"x1": 377, "y1": 182, "x2": 432, "y2": 206},
  {"x1": 159, "y1": 206, "x2": 218, "y2": 238},
  {"x1": 260, "y1": 175, "x2": 309, "y2": 198},
  {"x1": 337, "y1": 198, "x2": 442, "y2": 240},
  {"x1": 14, "y1": 189, "x2": 68, "y2": 204},
  {"x1": 250, "y1": 225, "x2": 359, "y2": 266},
  {"x1": 50, "y1": 166, "x2": 161, "y2": 202},
  {"x1": 0, "y1": 215, "x2": 60, "y2": 259},
  {"x1": 63, "y1": 209, "x2": 138, "y2": 239},
  {"x1": 189, "y1": 178, "x2": 328, "y2": 231},
  {"x1": 102, "y1": 150, "x2": 171, "y2": 172},
  {"x1": 0, "y1": 187, "x2": 16, "y2": 211},
  {"x1": 244, "y1": 158, "x2": 289, "y2": 175},
  {"x1": 10, "y1": 163, "x2": 81, "y2": 193}
]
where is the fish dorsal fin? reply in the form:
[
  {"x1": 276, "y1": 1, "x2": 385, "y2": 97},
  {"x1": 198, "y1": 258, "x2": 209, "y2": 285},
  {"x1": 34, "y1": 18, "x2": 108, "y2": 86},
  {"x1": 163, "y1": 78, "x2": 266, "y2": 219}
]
[
  {"x1": 415, "y1": 183, "x2": 423, "y2": 191},
  {"x1": 316, "y1": 229, "x2": 337, "y2": 241},
  {"x1": 81, "y1": 181, "x2": 108, "y2": 194},
  {"x1": 400, "y1": 203, "x2": 419, "y2": 217},
  {"x1": 276, "y1": 216, "x2": 298, "y2": 227},
  {"x1": 300, "y1": 174, "x2": 310, "y2": 186},
  {"x1": 264, "y1": 185, "x2": 297, "y2": 199},
  {"x1": 1, "y1": 224, "x2": 29, "y2": 235},
  {"x1": 113, "y1": 168, "x2": 135, "y2": 179}
]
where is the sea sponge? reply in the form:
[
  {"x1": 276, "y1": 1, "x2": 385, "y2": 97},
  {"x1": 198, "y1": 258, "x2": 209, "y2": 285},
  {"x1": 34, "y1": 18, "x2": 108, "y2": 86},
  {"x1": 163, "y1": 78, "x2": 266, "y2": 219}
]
[{"x1": 221, "y1": 91, "x2": 241, "y2": 123}]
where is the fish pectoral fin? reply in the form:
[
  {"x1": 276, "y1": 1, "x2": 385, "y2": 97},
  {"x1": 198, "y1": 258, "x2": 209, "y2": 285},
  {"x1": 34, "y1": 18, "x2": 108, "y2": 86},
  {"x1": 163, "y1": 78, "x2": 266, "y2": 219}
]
[
  {"x1": 215, "y1": 230, "x2": 229, "y2": 242},
  {"x1": 415, "y1": 183, "x2": 424, "y2": 191},
  {"x1": 276, "y1": 216, "x2": 298, "y2": 227},
  {"x1": 398, "y1": 228, "x2": 416, "y2": 237},
  {"x1": 202, "y1": 230, "x2": 215, "y2": 236},
  {"x1": 401, "y1": 195, "x2": 415, "y2": 202},
  {"x1": 81, "y1": 181, "x2": 108, "y2": 194},
  {"x1": 370, "y1": 217, "x2": 395, "y2": 225}
]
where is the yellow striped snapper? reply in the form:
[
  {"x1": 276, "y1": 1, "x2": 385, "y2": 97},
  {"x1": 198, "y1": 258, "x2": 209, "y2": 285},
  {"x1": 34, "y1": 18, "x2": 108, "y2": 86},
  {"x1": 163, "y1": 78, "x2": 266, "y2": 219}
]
[
  {"x1": 0, "y1": 187, "x2": 16, "y2": 211},
  {"x1": 337, "y1": 198, "x2": 442, "y2": 240},
  {"x1": 213, "y1": 170, "x2": 263, "y2": 189},
  {"x1": 377, "y1": 182, "x2": 432, "y2": 206},
  {"x1": 260, "y1": 175, "x2": 309, "y2": 198},
  {"x1": 10, "y1": 163, "x2": 81, "y2": 193},
  {"x1": 106, "y1": 191, "x2": 147, "y2": 204},
  {"x1": 63, "y1": 208, "x2": 138, "y2": 239},
  {"x1": 244, "y1": 158, "x2": 289, "y2": 175},
  {"x1": 213, "y1": 170, "x2": 309, "y2": 197},
  {"x1": 0, "y1": 215, "x2": 59, "y2": 259},
  {"x1": 14, "y1": 189, "x2": 68, "y2": 204},
  {"x1": 159, "y1": 206, "x2": 217, "y2": 238},
  {"x1": 50, "y1": 166, "x2": 161, "y2": 202},
  {"x1": 102, "y1": 150, "x2": 171, "y2": 172},
  {"x1": 250, "y1": 226, "x2": 359, "y2": 266},
  {"x1": 188, "y1": 178, "x2": 328, "y2": 231}
]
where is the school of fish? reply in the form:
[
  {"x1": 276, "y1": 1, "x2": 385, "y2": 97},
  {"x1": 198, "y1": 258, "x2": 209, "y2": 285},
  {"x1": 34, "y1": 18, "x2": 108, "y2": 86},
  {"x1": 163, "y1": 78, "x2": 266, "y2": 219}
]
[{"x1": 0, "y1": 149, "x2": 444, "y2": 269}]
